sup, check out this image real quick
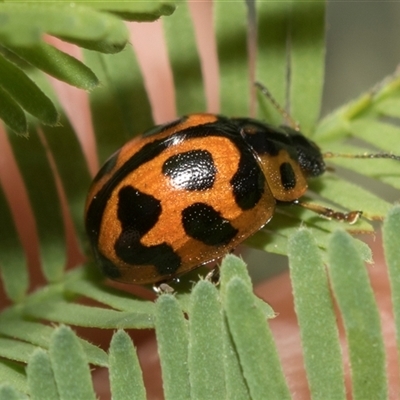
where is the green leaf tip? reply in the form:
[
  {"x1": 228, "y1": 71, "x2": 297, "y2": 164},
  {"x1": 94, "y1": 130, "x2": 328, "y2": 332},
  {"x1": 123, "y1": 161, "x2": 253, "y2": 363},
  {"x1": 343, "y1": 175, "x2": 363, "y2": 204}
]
[
  {"x1": 288, "y1": 228, "x2": 346, "y2": 399},
  {"x1": 220, "y1": 253, "x2": 252, "y2": 288},
  {"x1": 109, "y1": 330, "x2": 146, "y2": 400},
  {"x1": 328, "y1": 230, "x2": 387, "y2": 400},
  {"x1": 103, "y1": 2, "x2": 176, "y2": 21},
  {"x1": 50, "y1": 325, "x2": 96, "y2": 400},
  {"x1": 27, "y1": 349, "x2": 58, "y2": 400},
  {"x1": 8, "y1": 43, "x2": 100, "y2": 91},
  {"x1": 219, "y1": 253, "x2": 276, "y2": 319},
  {"x1": 155, "y1": 294, "x2": 190, "y2": 400},
  {"x1": 189, "y1": 279, "x2": 225, "y2": 400},
  {"x1": 224, "y1": 277, "x2": 291, "y2": 399},
  {"x1": 110, "y1": 329, "x2": 131, "y2": 348}
]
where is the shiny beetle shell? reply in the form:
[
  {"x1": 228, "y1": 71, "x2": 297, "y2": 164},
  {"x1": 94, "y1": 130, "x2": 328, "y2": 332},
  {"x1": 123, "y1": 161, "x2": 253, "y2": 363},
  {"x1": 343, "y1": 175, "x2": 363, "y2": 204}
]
[{"x1": 85, "y1": 113, "x2": 325, "y2": 284}]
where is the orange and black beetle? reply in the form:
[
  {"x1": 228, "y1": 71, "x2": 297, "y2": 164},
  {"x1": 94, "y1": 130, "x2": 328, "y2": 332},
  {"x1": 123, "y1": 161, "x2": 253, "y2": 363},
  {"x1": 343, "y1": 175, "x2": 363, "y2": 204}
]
[{"x1": 85, "y1": 113, "x2": 335, "y2": 285}]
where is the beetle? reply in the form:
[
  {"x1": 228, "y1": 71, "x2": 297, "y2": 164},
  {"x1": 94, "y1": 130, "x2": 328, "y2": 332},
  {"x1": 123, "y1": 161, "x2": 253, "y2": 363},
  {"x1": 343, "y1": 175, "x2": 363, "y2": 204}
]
[{"x1": 85, "y1": 108, "x2": 376, "y2": 285}]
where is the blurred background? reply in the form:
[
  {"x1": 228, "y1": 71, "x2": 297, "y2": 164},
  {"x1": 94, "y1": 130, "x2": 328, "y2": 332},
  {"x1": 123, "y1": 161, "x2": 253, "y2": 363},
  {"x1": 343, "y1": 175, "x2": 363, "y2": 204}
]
[{"x1": 323, "y1": 2, "x2": 400, "y2": 115}]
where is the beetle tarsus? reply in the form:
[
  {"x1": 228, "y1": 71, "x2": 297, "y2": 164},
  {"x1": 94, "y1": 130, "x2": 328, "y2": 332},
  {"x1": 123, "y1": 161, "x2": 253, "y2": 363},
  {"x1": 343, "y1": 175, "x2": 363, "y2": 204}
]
[{"x1": 295, "y1": 200, "x2": 362, "y2": 224}]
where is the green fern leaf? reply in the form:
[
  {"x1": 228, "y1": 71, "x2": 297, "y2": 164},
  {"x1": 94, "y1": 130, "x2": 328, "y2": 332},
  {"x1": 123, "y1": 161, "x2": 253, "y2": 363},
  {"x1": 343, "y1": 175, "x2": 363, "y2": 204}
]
[
  {"x1": 109, "y1": 330, "x2": 146, "y2": 400},
  {"x1": 0, "y1": 2, "x2": 176, "y2": 134}
]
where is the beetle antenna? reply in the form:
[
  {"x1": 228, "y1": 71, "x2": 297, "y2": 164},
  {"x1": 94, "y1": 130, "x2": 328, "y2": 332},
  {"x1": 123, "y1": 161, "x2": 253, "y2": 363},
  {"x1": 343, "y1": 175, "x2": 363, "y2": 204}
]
[
  {"x1": 255, "y1": 81, "x2": 300, "y2": 131},
  {"x1": 323, "y1": 152, "x2": 400, "y2": 161}
]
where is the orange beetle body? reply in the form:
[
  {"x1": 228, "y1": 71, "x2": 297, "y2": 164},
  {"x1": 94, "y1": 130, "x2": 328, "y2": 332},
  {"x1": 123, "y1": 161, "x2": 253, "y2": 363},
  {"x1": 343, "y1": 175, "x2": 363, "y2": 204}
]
[{"x1": 85, "y1": 113, "x2": 325, "y2": 284}]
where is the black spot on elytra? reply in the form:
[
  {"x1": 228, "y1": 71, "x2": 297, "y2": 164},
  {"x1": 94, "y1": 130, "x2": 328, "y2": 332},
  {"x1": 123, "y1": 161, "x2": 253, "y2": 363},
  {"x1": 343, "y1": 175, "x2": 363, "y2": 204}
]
[
  {"x1": 182, "y1": 203, "x2": 238, "y2": 246},
  {"x1": 162, "y1": 149, "x2": 217, "y2": 191},
  {"x1": 231, "y1": 153, "x2": 264, "y2": 210},
  {"x1": 85, "y1": 117, "x2": 249, "y2": 277},
  {"x1": 114, "y1": 186, "x2": 181, "y2": 276},
  {"x1": 280, "y1": 162, "x2": 297, "y2": 190},
  {"x1": 117, "y1": 186, "x2": 161, "y2": 238},
  {"x1": 86, "y1": 118, "x2": 242, "y2": 244},
  {"x1": 85, "y1": 137, "x2": 169, "y2": 247}
]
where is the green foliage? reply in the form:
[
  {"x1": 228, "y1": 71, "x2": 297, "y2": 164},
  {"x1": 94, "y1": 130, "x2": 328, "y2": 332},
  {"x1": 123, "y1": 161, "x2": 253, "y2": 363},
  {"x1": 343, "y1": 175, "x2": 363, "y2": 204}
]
[
  {"x1": 328, "y1": 231, "x2": 387, "y2": 400},
  {"x1": 0, "y1": 0, "x2": 399, "y2": 398},
  {"x1": 0, "y1": 1, "x2": 175, "y2": 135},
  {"x1": 27, "y1": 349, "x2": 58, "y2": 400},
  {"x1": 0, "y1": 186, "x2": 28, "y2": 302},
  {"x1": 129, "y1": 258, "x2": 290, "y2": 399},
  {"x1": 155, "y1": 295, "x2": 190, "y2": 400},
  {"x1": 224, "y1": 276, "x2": 291, "y2": 399},
  {"x1": 109, "y1": 330, "x2": 146, "y2": 400},
  {"x1": 383, "y1": 206, "x2": 400, "y2": 352},
  {"x1": 288, "y1": 229, "x2": 345, "y2": 399},
  {"x1": 49, "y1": 326, "x2": 97, "y2": 400}
]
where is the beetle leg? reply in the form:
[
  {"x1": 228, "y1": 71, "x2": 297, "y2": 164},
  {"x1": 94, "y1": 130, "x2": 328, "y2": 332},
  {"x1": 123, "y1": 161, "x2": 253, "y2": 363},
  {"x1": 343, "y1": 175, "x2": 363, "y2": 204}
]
[{"x1": 294, "y1": 200, "x2": 362, "y2": 224}]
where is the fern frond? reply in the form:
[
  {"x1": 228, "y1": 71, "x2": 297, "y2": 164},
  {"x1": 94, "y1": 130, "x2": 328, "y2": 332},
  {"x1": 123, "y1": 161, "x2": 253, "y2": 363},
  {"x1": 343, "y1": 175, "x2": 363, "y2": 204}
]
[{"x1": 0, "y1": 2, "x2": 175, "y2": 134}]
